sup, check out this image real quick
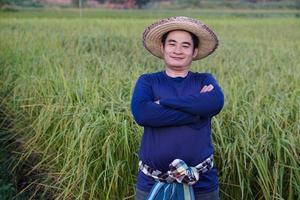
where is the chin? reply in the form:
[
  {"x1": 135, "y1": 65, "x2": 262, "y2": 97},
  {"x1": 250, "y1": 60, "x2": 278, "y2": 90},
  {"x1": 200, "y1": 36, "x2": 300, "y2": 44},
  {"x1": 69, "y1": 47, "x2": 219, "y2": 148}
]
[
  {"x1": 169, "y1": 65, "x2": 188, "y2": 71},
  {"x1": 167, "y1": 61, "x2": 185, "y2": 68}
]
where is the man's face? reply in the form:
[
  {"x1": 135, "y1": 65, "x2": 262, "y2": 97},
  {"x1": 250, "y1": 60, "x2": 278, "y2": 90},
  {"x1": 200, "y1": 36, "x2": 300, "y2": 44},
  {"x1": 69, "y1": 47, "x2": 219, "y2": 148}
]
[{"x1": 161, "y1": 30, "x2": 198, "y2": 71}]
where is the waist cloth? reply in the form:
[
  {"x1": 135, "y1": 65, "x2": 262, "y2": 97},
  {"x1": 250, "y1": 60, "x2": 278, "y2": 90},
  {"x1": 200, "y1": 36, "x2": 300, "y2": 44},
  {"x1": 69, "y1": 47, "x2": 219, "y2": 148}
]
[{"x1": 139, "y1": 154, "x2": 214, "y2": 200}]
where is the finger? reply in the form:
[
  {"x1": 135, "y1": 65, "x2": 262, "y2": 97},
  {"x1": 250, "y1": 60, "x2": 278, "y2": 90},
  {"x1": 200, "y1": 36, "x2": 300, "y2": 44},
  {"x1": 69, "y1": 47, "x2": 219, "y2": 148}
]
[
  {"x1": 202, "y1": 85, "x2": 211, "y2": 93},
  {"x1": 200, "y1": 84, "x2": 214, "y2": 93},
  {"x1": 206, "y1": 84, "x2": 214, "y2": 92},
  {"x1": 200, "y1": 85, "x2": 208, "y2": 93},
  {"x1": 200, "y1": 86, "x2": 206, "y2": 93},
  {"x1": 203, "y1": 86, "x2": 210, "y2": 93}
]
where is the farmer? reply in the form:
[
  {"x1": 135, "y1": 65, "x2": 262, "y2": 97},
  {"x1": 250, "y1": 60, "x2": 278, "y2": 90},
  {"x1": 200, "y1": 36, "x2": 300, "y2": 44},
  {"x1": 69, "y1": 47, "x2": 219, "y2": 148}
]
[{"x1": 131, "y1": 16, "x2": 224, "y2": 200}]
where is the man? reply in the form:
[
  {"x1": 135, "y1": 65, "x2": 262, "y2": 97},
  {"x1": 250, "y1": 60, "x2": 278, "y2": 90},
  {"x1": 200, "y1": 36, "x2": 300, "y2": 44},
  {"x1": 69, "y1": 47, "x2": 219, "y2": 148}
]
[{"x1": 131, "y1": 16, "x2": 224, "y2": 200}]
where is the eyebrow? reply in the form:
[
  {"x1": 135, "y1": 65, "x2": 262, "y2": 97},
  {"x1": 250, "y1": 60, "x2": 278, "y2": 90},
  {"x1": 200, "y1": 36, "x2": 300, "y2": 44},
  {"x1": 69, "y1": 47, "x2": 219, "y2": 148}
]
[{"x1": 167, "y1": 39, "x2": 176, "y2": 43}]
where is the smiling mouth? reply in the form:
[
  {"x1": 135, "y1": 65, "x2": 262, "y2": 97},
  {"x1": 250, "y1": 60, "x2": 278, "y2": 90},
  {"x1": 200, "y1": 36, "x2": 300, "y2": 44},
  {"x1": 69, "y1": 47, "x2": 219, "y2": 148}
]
[{"x1": 171, "y1": 56, "x2": 184, "y2": 60}]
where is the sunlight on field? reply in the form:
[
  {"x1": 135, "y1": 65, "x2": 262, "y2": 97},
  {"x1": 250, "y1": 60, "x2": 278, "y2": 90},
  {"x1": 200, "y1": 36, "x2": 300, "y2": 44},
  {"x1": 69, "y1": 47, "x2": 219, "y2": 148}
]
[{"x1": 0, "y1": 9, "x2": 299, "y2": 199}]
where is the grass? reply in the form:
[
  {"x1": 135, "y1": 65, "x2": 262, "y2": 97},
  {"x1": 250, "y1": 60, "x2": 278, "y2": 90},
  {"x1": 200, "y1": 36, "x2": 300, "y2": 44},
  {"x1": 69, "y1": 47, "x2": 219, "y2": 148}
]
[
  {"x1": 0, "y1": 118, "x2": 31, "y2": 200},
  {"x1": 1, "y1": 105, "x2": 48, "y2": 200},
  {"x1": 0, "y1": 148, "x2": 16, "y2": 200},
  {"x1": 0, "y1": 9, "x2": 299, "y2": 199}
]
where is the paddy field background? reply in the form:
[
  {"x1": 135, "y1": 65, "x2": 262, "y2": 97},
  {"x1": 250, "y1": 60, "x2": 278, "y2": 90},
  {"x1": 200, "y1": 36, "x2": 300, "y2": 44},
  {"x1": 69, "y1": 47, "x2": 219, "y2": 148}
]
[{"x1": 0, "y1": 9, "x2": 299, "y2": 199}]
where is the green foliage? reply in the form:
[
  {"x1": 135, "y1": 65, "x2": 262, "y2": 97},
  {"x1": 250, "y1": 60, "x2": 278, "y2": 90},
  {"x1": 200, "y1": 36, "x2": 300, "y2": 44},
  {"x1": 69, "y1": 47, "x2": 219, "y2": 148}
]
[
  {"x1": 0, "y1": 154, "x2": 15, "y2": 200},
  {"x1": 0, "y1": 9, "x2": 299, "y2": 199},
  {"x1": 173, "y1": 0, "x2": 201, "y2": 7},
  {"x1": 170, "y1": 0, "x2": 300, "y2": 9},
  {"x1": 0, "y1": 0, "x2": 43, "y2": 8},
  {"x1": 0, "y1": 141, "x2": 16, "y2": 199},
  {"x1": 72, "y1": 0, "x2": 87, "y2": 7},
  {"x1": 0, "y1": 0, "x2": 6, "y2": 7},
  {"x1": 1, "y1": 0, "x2": 299, "y2": 9},
  {"x1": 0, "y1": 184, "x2": 15, "y2": 200},
  {"x1": 136, "y1": 0, "x2": 151, "y2": 8}
]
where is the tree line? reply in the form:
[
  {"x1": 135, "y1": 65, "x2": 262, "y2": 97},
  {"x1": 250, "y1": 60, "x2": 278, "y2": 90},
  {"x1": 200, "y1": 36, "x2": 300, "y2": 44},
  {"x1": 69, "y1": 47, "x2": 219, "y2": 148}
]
[{"x1": 0, "y1": 0, "x2": 299, "y2": 9}]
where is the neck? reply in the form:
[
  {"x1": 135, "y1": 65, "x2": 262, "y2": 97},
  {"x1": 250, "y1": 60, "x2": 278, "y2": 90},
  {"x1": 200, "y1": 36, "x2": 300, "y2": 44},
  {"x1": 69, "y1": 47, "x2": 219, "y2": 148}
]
[{"x1": 165, "y1": 68, "x2": 189, "y2": 78}]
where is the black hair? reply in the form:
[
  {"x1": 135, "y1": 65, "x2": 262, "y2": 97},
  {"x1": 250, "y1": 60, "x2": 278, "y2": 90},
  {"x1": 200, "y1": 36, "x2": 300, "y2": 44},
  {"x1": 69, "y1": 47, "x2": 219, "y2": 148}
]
[{"x1": 161, "y1": 30, "x2": 199, "y2": 51}]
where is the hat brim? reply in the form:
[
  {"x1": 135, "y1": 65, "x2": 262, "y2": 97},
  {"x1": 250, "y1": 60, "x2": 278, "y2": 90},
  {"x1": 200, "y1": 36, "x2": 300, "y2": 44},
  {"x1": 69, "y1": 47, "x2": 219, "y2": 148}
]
[{"x1": 143, "y1": 16, "x2": 219, "y2": 60}]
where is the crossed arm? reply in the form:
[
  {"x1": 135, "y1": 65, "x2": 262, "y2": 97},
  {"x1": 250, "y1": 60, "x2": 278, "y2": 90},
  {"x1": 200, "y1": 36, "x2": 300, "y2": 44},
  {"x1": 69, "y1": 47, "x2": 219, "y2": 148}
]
[
  {"x1": 130, "y1": 74, "x2": 224, "y2": 128},
  {"x1": 158, "y1": 74, "x2": 224, "y2": 117}
]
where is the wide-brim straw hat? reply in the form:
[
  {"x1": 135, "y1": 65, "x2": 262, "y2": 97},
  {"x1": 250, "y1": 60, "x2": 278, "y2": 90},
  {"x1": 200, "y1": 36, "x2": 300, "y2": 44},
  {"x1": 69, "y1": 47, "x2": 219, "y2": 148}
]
[{"x1": 142, "y1": 16, "x2": 219, "y2": 60}]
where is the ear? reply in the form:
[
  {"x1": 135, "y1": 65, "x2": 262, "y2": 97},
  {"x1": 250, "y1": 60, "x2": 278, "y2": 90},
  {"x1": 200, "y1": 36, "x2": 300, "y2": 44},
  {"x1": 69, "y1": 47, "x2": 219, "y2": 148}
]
[
  {"x1": 160, "y1": 43, "x2": 164, "y2": 53},
  {"x1": 193, "y1": 48, "x2": 199, "y2": 58}
]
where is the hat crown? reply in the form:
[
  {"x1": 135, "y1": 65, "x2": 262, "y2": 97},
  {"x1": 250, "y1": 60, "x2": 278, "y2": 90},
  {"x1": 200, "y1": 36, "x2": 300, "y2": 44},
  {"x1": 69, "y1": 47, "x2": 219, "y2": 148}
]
[
  {"x1": 143, "y1": 16, "x2": 203, "y2": 38},
  {"x1": 163, "y1": 16, "x2": 203, "y2": 24}
]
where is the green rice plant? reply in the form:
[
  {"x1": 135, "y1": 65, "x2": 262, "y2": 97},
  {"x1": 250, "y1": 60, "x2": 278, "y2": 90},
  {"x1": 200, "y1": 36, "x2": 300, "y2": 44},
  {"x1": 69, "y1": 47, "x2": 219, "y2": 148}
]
[{"x1": 0, "y1": 10, "x2": 299, "y2": 199}]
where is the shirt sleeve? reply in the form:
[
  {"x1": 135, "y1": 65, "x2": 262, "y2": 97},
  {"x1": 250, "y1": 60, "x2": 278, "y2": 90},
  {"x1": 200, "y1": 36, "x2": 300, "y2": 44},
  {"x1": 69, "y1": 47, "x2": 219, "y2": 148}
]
[
  {"x1": 159, "y1": 73, "x2": 224, "y2": 118},
  {"x1": 130, "y1": 74, "x2": 199, "y2": 127}
]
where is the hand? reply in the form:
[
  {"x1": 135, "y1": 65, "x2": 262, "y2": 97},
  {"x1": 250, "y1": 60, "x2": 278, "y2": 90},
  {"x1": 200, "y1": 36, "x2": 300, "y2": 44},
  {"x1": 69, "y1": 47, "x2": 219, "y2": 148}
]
[
  {"x1": 200, "y1": 84, "x2": 214, "y2": 93},
  {"x1": 154, "y1": 100, "x2": 160, "y2": 104}
]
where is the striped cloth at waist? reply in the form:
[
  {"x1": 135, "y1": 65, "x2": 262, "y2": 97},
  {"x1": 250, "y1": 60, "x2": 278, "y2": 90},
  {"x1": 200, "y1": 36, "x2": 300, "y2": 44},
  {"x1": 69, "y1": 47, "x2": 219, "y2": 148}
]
[{"x1": 139, "y1": 155, "x2": 214, "y2": 200}]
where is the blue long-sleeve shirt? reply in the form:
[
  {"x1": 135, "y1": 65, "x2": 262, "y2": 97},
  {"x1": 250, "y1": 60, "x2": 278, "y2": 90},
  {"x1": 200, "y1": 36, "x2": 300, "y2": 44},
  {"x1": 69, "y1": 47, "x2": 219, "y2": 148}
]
[{"x1": 131, "y1": 70, "x2": 224, "y2": 193}]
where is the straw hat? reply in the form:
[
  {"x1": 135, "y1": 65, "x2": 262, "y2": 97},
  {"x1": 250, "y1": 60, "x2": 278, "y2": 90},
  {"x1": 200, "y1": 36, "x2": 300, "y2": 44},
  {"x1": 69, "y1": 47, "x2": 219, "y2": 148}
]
[{"x1": 142, "y1": 16, "x2": 219, "y2": 60}]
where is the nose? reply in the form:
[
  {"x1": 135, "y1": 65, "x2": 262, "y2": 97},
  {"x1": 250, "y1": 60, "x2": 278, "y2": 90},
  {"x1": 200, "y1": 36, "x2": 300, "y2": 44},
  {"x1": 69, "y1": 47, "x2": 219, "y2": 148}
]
[{"x1": 174, "y1": 45, "x2": 182, "y2": 54}]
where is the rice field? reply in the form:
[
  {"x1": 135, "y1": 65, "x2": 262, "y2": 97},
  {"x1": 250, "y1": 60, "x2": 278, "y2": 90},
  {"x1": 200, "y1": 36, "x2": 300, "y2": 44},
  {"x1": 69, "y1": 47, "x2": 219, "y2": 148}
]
[{"x1": 0, "y1": 9, "x2": 299, "y2": 200}]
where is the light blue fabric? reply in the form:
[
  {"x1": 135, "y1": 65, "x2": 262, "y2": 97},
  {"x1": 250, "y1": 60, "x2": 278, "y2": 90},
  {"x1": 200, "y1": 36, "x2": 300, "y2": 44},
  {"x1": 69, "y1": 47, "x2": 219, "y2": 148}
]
[
  {"x1": 146, "y1": 182, "x2": 195, "y2": 200},
  {"x1": 141, "y1": 156, "x2": 214, "y2": 200}
]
